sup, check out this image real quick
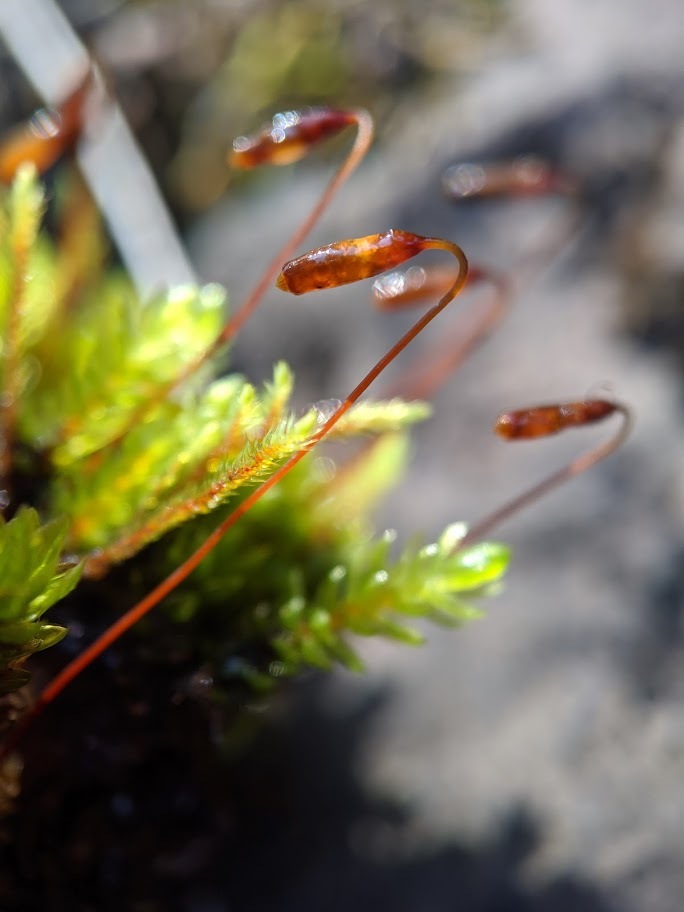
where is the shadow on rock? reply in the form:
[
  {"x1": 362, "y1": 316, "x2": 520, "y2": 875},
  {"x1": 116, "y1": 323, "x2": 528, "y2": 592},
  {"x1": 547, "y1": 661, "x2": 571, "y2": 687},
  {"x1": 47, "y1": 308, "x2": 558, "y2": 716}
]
[{"x1": 1, "y1": 673, "x2": 623, "y2": 912}]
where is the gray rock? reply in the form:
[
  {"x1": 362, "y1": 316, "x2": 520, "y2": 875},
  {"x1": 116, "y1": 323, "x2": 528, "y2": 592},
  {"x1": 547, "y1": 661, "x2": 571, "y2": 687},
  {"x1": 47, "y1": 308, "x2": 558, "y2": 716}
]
[{"x1": 189, "y1": 1, "x2": 684, "y2": 907}]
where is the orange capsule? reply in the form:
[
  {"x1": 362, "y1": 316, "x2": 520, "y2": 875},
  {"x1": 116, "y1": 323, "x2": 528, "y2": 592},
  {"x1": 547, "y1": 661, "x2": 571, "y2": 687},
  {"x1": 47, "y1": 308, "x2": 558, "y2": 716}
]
[
  {"x1": 230, "y1": 107, "x2": 357, "y2": 169},
  {"x1": 0, "y1": 73, "x2": 92, "y2": 184},
  {"x1": 276, "y1": 230, "x2": 429, "y2": 295},
  {"x1": 495, "y1": 400, "x2": 617, "y2": 440}
]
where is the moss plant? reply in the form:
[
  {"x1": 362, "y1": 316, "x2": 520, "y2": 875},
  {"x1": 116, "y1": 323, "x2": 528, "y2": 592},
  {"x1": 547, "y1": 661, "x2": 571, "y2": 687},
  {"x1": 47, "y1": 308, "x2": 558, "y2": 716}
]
[
  {"x1": 0, "y1": 85, "x2": 632, "y2": 776},
  {"x1": 0, "y1": 160, "x2": 510, "y2": 717}
]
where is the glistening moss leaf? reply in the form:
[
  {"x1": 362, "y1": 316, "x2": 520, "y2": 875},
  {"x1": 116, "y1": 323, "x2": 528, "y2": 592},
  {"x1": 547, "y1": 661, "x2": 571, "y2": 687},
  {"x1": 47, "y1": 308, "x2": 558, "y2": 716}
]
[
  {"x1": 27, "y1": 562, "x2": 83, "y2": 619},
  {"x1": 0, "y1": 508, "x2": 80, "y2": 687},
  {"x1": 20, "y1": 281, "x2": 226, "y2": 462},
  {"x1": 0, "y1": 621, "x2": 66, "y2": 651},
  {"x1": 0, "y1": 510, "x2": 82, "y2": 619},
  {"x1": 269, "y1": 524, "x2": 509, "y2": 675}
]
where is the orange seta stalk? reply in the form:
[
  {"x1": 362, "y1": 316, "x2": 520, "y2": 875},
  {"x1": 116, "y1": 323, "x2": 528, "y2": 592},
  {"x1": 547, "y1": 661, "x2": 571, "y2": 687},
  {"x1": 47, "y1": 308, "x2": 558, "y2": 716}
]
[
  {"x1": 442, "y1": 155, "x2": 583, "y2": 292},
  {"x1": 215, "y1": 106, "x2": 374, "y2": 344},
  {"x1": 88, "y1": 107, "x2": 375, "y2": 454},
  {"x1": 368, "y1": 157, "x2": 580, "y2": 406},
  {"x1": 0, "y1": 230, "x2": 468, "y2": 759},
  {"x1": 456, "y1": 399, "x2": 632, "y2": 550},
  {"x1": 372, "y1": 263, "x2": 510, "y2": 401}
]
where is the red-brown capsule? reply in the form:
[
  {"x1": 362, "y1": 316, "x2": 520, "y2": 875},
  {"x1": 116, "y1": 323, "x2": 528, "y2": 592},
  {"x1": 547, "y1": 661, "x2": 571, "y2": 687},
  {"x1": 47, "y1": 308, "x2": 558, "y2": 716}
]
[
  {"x1": 230, "y1": 107, "x2": 357, "y2": 169},
  {"x1": 276, "y1": 230, "x2": 429, "y2": 295},
  {"x1": 0, "y1": 74, "x2": 92, "y2": 184},
  {"x1": 443, "y1": 157, "x2": 571, "y2": 201},
  {"x1": 495, "y1": 400, "x2": 617, "y2": 440}
]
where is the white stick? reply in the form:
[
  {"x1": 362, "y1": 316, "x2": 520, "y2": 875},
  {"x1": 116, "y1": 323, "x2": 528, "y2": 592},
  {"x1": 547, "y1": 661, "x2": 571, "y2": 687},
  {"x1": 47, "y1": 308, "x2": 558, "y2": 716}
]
[{"x1": 0, "y1": 0, "x2": 196, "y2": 294}]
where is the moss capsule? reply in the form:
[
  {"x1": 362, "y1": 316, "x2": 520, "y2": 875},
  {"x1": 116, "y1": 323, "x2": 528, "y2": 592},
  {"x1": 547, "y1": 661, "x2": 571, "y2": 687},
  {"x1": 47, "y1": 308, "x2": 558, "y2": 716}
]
[
  {"x1": 231, "y1": 107, "x2": 358, "y2": 169},
  {"x1": 276, "y1": 230, "x2": 429, "y2": 295},
  {"x1": 495, "y1": 400, "x2": 617, "y2": 440}
]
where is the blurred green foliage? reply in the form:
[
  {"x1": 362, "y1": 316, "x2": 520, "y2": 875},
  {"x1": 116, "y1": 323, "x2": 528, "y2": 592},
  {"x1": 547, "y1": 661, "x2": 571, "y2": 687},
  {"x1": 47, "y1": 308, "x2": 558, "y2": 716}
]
[{"x1": 72, "y1": 0, "x2": 507, "y2": 211}]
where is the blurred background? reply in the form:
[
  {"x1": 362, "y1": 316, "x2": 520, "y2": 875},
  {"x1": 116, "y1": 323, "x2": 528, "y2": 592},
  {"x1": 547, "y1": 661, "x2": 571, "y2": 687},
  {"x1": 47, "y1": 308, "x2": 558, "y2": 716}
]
[{"x1": 3, "y1": 0, "x2": 684, "y2": 909}]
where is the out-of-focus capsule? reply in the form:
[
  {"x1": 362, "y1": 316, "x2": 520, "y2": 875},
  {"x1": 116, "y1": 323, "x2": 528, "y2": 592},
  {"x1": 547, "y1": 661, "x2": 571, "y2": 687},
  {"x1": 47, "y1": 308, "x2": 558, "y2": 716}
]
[
  {"x1": 495, "y1": 400, "x2": 617, "y2": 440},
  {"x1": 0, "y1": 72, "x2": 93, "y2": 184},
  {"x1": 443, "y1": 157, "x2": 575, "y2": 201},
  {"x1": 230, "y1": 107, "x2": 357, "y2": 169}
]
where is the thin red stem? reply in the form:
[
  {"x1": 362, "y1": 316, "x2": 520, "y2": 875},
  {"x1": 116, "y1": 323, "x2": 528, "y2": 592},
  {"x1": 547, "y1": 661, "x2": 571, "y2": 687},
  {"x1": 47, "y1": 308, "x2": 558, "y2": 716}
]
[
  {"x1": 443, "y1": 158, "x2": 584, "y2": 295},
  {"x1": 330, "y1": 267, "x2": 508, "y2": 493},
  {"x1": 82, "y1": 109, "x2": 375, "y2": 457},
  {"x1": 456, "y1": 402, "x2": 632, "y2": 550},
  {"x1": 382, "y1": 267, "x2": 509, "y2": 401},
  {"x1": 211, "y1": 108, "x2": 374, "y2": 350},
  {"x1": 0, "y1": 236, "x2": 468, "y2": 759}
]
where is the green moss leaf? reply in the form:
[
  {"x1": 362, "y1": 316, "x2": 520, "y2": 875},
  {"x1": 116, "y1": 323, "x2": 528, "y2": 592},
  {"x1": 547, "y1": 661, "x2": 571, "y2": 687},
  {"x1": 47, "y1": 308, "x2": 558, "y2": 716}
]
[
  {"x1": 0, "y1": 508, "x2": 79, "y2": 686},
  {"x1": 20, "y1": 281, "x2": 227, "y2": 461},
  {"x1": 0, "y1": 165, "x2": 513, "y2": 699},
  {"x1": 268, "y1": 524, "x2": 509, "y2": 675}
]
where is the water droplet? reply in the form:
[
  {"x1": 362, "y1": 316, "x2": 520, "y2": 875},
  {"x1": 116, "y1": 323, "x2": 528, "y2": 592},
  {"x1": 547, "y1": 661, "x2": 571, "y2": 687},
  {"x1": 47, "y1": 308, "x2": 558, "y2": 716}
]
[
  {"x1": 312, "y1": 398, "x2": 342, "y2": 427},
  {"x1": 329, "y1": 565, "x2": 347, "y2": 583},
  {"x1": 512, "y1": 155, "x2": 546, "y2": 187},
  {"x1": 405, "y1": 265, "x2": 428, "y2": 291},
  {"x1": 273, "y1": 110, "x2": 300, "y2": 129},
  {"x1": 198, "y1": 282, "x2": 225, "y2": 309},
  {"x1": 459, "y1": 548, "x2": 486, "y2": 571},
  {"x1": 373, "y1": 570, "x2": 389, "y2": 585},
  {"x1": 232, "y1": 135, "x2": 252, "y2": 152},
  {"x1": 30, "y1": 107, "x2": 61, "y2": 139},
  {"x1": 373, "y1": 271, "x2": 408, "y2": 300},
  {"x1": 442, "y1": 163, "x2": 487, "y2": 198},
  {"x1": 382, "y1": 528, "x2": 398, "y2": 545},
  {"x1": 420, "y1": 543, "x2": 439, "y2": 558},
  {"x1": 439, "y1": 522, "x2": 467, "y2": 553},
  {"x1": 373, "y1": 266, "x2": 427, "y2": 300},
  {"x1": 281, "y1": 596, "x2": 305, "y2": 621}
]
